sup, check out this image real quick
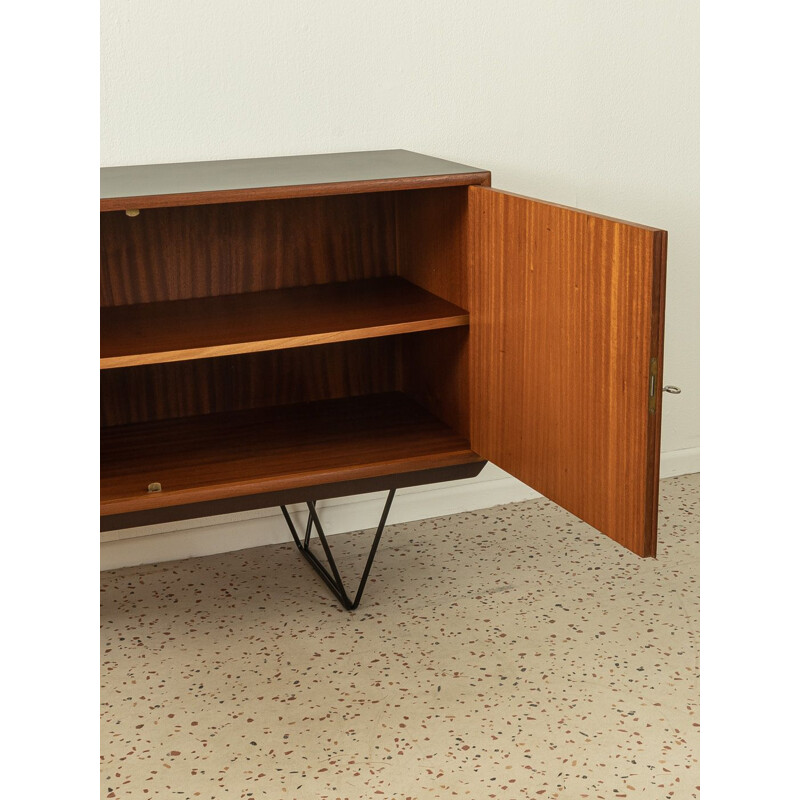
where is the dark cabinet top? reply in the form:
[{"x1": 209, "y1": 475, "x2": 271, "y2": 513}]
[{"x1": 100, "y1": 149, "x2": 490, "y2": 210}]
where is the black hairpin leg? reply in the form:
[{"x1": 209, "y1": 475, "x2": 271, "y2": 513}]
[{"x1": 280, "y1": 489, "x2": 396, "y2": 610}]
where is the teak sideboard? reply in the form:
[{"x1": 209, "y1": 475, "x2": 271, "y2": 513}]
[{"x1": 100, "y1": 149, "x2": 667, "y2": 604}]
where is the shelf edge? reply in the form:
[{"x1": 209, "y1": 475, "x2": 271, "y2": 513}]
[
  {"x1": 101, "y1": 314, "x2": 470, "y2": 369},
  {"x1": 100, "y1": 450, "x2": 483, "y2": 515}
]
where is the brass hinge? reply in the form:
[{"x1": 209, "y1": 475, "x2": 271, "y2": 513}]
[{"x1": 648, "y1": 357, "x2": 658, "y2": 414}]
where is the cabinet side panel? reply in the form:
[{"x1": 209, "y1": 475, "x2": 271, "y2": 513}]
[
  {"x1": 100, "y1": 340, "x2": 399, "y2": 427},
  {"x1": 396, "y1": 187, "x2": 471, "y2": 438},
  {"x1": 100, "y1": 193, "x2": 397, "y2": 306},
  {"x1": 395, "y1": 187, "x2": 471, "y2": 310},
  {"x1": 470, "y1": 187, "x2": 665, "y2": 557},
  {"x1": 399, "y1": 328, "x2": 471, "y2": 440}
]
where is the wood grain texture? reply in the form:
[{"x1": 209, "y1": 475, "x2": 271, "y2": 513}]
[
  {"x1": 101, "y1": 392, "x2": 481, "y2": 515},
  {"x1": 396, "y1": 187, "x2": 472, "y2": 310},
  {"x1": 100, "y1": 340, "x2": 398, "y2": 427},
  {"x1": 100, "y1": 149, "x2": 489, "y2": 211},
  {"x1": 400, "y1": 327, "x2": 471, "y2": 440},
  {"x1": 101, "y1": 277, "x2": 468, "y2": 368},
  {"x1": 469, "y1": 187, "x2": 667, "y2": 557},
  {"x1": 645, "y1": 231, "x2": 669, "y2": 547},
  {"x1": 100, "y1": 193, "x2": 396, "y2": 307},
  {"x1": 395, "y1": 187, "x2": 475, "y2": 438}
]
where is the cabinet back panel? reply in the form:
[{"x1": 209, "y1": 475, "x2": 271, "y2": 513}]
[
  {"x1": 100, "y1": 340, "x2": 398, "y2": 427},
  {"x1": 100, "y1": 193, "x2": 397, "y2": 307}
]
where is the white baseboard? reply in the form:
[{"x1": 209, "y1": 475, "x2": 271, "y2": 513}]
[
  {"x1": 659, "y1": 446, "x2": 700, "y2": 479},
  {"x1": 100, "y1": 450, "x2": 700, "y2": 570}
]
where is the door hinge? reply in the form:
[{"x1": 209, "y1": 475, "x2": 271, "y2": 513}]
[{"x1": 648, "y1": 357, "x2": 658, "y2": 414}]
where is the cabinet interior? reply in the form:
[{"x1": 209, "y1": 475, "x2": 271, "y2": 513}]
[{"x1": 100, "y1": 187, "x2": 478, "y2": 518}]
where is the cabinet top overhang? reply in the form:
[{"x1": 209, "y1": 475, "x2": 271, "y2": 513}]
[{"x1": 100, "y1": 149, "x2": 490, "y2": 211}]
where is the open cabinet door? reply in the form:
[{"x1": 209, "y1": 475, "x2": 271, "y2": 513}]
[{"x1": 469, "y1": 187, "x2": 667, "y2": 557}]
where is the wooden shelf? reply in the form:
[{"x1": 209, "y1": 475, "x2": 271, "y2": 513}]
[
  {"x1": 101, "y1": 277, "x2": 469, "y2": 369},
  {"x1": 101, "y1": 392, "x2": 481, "y2": 515}
]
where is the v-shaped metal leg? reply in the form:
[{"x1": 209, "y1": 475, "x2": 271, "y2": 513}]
[{"x1": 280, "y1": 488, "x2": 396, "y2": 610}]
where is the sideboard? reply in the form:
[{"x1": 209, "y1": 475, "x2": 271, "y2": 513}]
[{"x1": 100, "y1": 149, "x2": 667, "y2": 607}]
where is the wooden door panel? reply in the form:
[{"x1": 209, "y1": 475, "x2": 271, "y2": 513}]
[{"x1": 469, "y1": 187, "x2": 667, "y2": 556}]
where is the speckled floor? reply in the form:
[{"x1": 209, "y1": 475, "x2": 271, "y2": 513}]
[{"x1": 101, "y1": 473, "x2": 699, "y2": 799}]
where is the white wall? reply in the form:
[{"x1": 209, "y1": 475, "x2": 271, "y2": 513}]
[{"x1": 100, "y1": 0, "x2": 699, "y2": 568}]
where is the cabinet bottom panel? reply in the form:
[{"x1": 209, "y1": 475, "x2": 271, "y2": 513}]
[
  {"x1": 100, "y1": 461, "x2": 487, "y2": 532},
  {"x1": 101, "y1": 392, "x2": 481, "y2": 517}
]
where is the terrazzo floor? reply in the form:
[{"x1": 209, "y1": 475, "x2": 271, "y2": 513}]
[{"x1": 101, "y1": 473, "x2": 699, "y2": 799}]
